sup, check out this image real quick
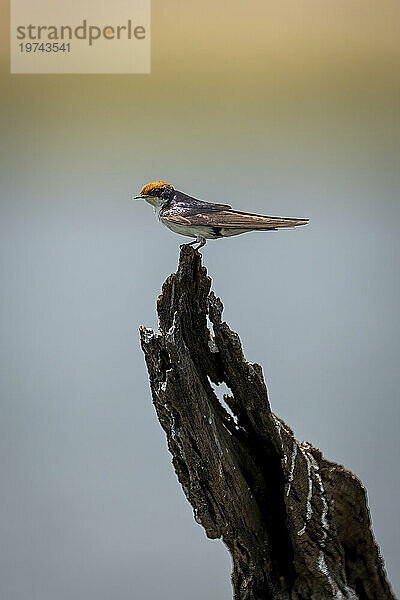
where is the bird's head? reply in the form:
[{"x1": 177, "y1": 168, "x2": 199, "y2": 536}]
[{"x1": 134, "y1": 180, "x2": 175, "y2": 207}]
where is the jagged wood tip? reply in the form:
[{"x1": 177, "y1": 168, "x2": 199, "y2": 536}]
[{"x1": 140, "y1": 245, "x2": 395, "y2": 600}]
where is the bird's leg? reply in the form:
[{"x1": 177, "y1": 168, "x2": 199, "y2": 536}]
[
  {"x1": 180, "y1": 237, "x2": 206, "y2": 250},
  {"x1": 194, "y1": 237, "x2": 206, "y2": 250},
  {"x1": 180, "y1": 239, "x2": 198, "y2": 249}
]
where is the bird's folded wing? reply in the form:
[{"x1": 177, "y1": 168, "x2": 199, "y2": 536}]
[{"x1": 161, "y1": 209, "x2": 309, "y2": 229}]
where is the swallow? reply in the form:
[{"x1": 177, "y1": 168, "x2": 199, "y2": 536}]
[{"x1": 135, "y1": 180, "x2": 309, "y2": 249}]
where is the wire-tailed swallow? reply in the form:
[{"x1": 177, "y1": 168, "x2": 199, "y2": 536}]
[{"x1": 135, "y1": 180, "x2": 309, "y2": 249}]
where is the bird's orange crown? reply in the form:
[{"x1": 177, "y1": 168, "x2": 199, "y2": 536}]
[{"x1": 140, "y1": 180, "x2": 173, "y2": 195}]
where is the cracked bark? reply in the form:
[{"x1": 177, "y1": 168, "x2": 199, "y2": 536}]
[{"x1": 140, "y1": 245, "x2": 395, "y2": 600}]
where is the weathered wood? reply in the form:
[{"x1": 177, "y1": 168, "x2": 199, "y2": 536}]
[{"x1": 140, "y1": 245, "x2": 395, "y2": 600}]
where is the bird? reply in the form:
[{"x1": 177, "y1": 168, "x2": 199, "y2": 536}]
[{"x1": 135, "y1": 180, "x2": 309, "y2": 249}]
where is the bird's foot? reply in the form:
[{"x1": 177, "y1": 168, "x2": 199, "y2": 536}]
[
  {"x1": 194, "y1": 238, "x2": 206, "y2": 250},
  {"x1": 180, "y1": 238, "x2": 206, "y2": 251}
]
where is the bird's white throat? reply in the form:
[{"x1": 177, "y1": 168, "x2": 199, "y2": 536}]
[{"x1": 144, "y1": 196, "x2": 168, "y2": 220}]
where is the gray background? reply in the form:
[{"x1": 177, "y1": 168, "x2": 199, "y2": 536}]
[{"x1": 1, "y1": 0, "x2": 399, "y2": 598}]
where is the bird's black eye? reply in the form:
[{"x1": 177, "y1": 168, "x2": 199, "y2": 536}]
[
  {"x1": 150, "y1": 187, "x2": 160, "y2": 196},
  {"x1": 160, "y1": 187, "x2": 173, "y2": 199}
]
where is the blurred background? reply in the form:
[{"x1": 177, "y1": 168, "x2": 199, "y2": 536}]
[{"x1": 1, "y1": 0, "x2": 399, "y2": 598}]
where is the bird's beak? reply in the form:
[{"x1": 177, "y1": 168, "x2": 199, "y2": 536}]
[{"x1": 133, "y1": 194, "x2": 144, "y2": 200}]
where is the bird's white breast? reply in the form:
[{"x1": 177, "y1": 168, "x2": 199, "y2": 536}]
[
  {"x1": 160, "y1": 219, "x2": 248, "y2": 239},
  {"x1": 161, "y1": 220, "x2": 203, "y2": 239}
]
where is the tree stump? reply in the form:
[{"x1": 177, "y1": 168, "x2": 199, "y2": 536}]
[{"x1": 140, "y1": 245, "x2": 395, "y2": 600}]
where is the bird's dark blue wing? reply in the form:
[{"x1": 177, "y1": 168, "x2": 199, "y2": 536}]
[{"x1": 172, "y1": 190, "x2": 232, "y2": 212}]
